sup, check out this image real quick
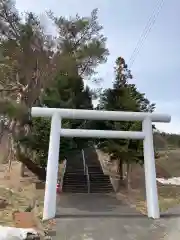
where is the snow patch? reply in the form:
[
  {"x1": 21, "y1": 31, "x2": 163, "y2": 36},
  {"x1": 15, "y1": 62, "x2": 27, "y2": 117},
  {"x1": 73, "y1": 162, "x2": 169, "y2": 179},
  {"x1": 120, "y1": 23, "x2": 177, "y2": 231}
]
[
  {"x1": 157, "y1": 177, "x2": 180, "y2": 185},
  {"x1": 0, "y1": 226, "x2": 38, "y2": 240}
]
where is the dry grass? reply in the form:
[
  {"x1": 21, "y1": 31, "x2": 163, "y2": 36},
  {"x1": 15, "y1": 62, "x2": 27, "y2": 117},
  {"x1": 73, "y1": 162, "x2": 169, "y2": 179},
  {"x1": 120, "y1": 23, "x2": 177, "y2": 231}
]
[
  {"x1": 0, "y1": 185, "x2": 44, "y2": 226},
  {"x1": 158, "y1": 185, "x2": 180, "y2": 212},
  {"x1": 156, "y1": 149, "x2": 180, "y2": 177},
  {"x1": 111, "y1": 149, "x2": 180, "y2": 214},
  {"x1": 0, "y1": 161, "x2": 45, "y2": 228},
  {"x1": 132, "y1": 149, "x2": 180, "y2": 214},
  {"x1": 131, "y1": 185, "x2": 180, "y2": 215},
  {"x1": 0, "y1": 160, "x2": 64, "y2": 234}
]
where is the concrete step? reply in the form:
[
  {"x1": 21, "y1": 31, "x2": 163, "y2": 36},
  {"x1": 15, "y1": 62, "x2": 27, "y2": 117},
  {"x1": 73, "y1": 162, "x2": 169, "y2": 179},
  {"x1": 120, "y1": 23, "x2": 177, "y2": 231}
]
[
  {"x1": 89, "y1": 177, "x2": 110, "y2": 181},
  {"x1": 63, "y1": 185, "x2": 88, "y2": 189},
  {"x1": 90, "y1": 183, "x2": 112, "y2": 187},
  {"x1": 64, "y1": 173, "x2": 87, "y2": 178},
  {"x1": 63, "y1": 189, "x2": 88, "y2": 193},
  {"x1": 66, "y1": 169, "x2": 85, "y2": 173},
  {"x1": 90, "y1": 189, "x2": 113, "y2": 193},
  {"x1": 63, "y1": 178, "x2": 87, "y2": 182},
  {"x1": 63, "y1": 185, "x2": 88, "y2": 193},
  {"x1": 63, "y1": 182, "x2": 87, "y2": 186},
  {"x1": 90, "y1": 175, "x2": 110, "y2": 179}
]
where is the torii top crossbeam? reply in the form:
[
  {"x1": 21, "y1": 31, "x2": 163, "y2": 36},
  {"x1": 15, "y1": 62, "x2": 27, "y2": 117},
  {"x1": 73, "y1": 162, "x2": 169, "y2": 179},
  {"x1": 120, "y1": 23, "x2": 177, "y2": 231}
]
[{"x1": 31, "y1": 107, "x2": 171, "y2": 123}]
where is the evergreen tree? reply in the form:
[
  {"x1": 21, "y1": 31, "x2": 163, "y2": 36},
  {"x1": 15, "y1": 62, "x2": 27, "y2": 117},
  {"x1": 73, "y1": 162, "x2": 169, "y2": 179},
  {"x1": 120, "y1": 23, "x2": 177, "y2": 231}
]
[
  {"x1": 43, "y1": 73, "x2": 93, "y2": 152},
  {"x1": 97, "y1": 57, "x2": 155, "y2": 189},
  {"x1": 20, "y1": 73, "x2": 93, "y2": 166}
]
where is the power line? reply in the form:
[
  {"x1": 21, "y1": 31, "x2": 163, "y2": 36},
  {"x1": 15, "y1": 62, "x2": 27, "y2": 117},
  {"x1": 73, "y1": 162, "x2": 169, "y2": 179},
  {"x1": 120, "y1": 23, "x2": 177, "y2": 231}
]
[
  {"x1": 128, "y1": 0, "x2": 165, "y2": 69},
  {"x1": 128, "y1": 0, "x2": 165, "y2": 68}
]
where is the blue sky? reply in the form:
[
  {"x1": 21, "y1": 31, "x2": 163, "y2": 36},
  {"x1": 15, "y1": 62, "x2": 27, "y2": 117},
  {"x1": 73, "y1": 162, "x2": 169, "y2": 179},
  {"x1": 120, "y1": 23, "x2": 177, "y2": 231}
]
[{"x1": 15, "y1": 0, "x2": 180, "y2": 133}]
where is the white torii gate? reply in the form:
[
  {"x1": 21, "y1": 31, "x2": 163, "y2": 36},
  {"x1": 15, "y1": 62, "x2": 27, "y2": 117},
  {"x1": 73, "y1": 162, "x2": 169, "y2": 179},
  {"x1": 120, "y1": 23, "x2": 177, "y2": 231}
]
[{"x1": 31, "y1": 107, "x2": 171, "y2": 221}]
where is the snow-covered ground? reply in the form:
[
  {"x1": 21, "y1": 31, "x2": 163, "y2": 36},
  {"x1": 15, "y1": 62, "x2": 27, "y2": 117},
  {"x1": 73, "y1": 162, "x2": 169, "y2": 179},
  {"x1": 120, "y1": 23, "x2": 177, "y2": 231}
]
[
  {"x1": 157, "y1": 177, "x2": 180, "y2": 185},
  {"x1": 0, "y1": 226, "x2": 38, "y2": 240}
]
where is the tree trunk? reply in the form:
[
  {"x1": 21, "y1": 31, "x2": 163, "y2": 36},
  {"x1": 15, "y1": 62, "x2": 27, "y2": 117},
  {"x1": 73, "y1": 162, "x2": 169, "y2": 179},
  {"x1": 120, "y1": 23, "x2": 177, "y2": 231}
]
[
  {"x1": 17, "y1": 151, "x2": 46, "y2": 181},
  {"x1": 126, "y1": 162, "x2": 131, "y2": 191},
  {"x1": 12, "y1": 114, "x2": 47, "y2": 181},
  {"x1": 118, "y1": 159, "x2": 124, "y2": 180},
  {"x1": 20, "y1": 163, "x2": 25, "y2": 177}
]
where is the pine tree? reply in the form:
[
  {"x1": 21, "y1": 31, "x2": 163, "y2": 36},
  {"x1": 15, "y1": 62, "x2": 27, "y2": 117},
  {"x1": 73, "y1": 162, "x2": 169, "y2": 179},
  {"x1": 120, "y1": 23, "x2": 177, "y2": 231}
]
[
  {"x1": 20, "y1": 73, "x2": 93, "y2": 166},
  {"x1": 97, "y1": 57, "x2": 155, "y2": 189}
]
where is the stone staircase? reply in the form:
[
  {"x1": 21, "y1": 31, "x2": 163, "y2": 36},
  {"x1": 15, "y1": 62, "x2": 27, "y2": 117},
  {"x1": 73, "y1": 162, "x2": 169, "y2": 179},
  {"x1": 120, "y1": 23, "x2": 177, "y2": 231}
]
[
  {"x1": 62, "y1": 152, "x2": 88, "y2": 193},
  {"x1": 62, "y1": 148, "x2": 114, "y2": 194},
  {"x1": 88, "y1": 165, "x2": 113, "y2": 193},
  {"x1": 83, "y1": 148, "x2": 114, "y2": 193},
  {"x1": 62, "y1": 173, "x2": 88, "y2": 193}
]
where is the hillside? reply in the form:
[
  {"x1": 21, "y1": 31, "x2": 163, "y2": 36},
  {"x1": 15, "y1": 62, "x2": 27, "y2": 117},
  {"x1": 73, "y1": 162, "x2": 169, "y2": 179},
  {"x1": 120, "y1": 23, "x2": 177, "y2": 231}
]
[{"x1": 154, "y1": 131, "x2": 180, "y2": 150}]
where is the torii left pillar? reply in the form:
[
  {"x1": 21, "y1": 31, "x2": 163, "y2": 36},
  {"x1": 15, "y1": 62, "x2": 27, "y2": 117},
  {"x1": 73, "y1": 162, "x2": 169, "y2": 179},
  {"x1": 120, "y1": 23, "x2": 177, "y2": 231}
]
[{"x1": 43, "y1": 112, "x2": 61, "y2": 221}]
